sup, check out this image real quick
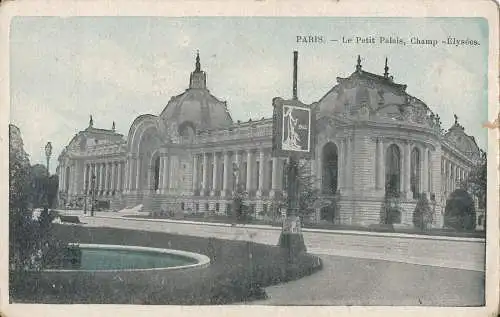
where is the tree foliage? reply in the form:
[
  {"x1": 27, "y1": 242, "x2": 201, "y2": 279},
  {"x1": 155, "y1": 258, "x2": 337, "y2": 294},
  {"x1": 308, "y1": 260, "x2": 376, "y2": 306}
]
[
  {"x1": 231, "y1": 183, "x2": 250, "y2": 222},
  {"x1": 413, "y1": 193, "x2": 434, "y2": 230},
  {"x1": 461, "y1": 150, "x2": 487, "y2": 210},
  {"x1": 29, "y1": 164, "x2": 59, "y2": 209},
  {"x1": 444, "y1": 189, "x2": 476, "y2": 231},
  {"x1": 9, "y1": 124, "x2": 63, "y2": 275},
  {"x1": 279, "y1": 159, "x2": 321, "y2": 219}
]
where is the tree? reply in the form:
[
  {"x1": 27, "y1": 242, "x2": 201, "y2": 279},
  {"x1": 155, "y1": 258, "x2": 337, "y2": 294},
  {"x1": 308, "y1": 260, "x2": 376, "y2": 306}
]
[
  {"x1": 461, "y1": 150, "x2": 486, "y2": 210},
  {"x1": 413, "y1": 193, "x2": 434, "y2": 230},
  {"x1": 29, "y1": 164, "x2": 50, "y2": 209},
  {"x1": 444, "y1": 189, "x2": 476, "y2": 231},
  {"x1": 9, "y1": 125, "x2": 65, "y2": 276},
  {"x1": 9, "y1": 125, "x2": 38, "y2": 271},
  {"x1": 278, "y1": 159, "x2": 321, "y2": 222},
  {"x1": 231, "y1": 183, "x2": 249, "y2": 222}
]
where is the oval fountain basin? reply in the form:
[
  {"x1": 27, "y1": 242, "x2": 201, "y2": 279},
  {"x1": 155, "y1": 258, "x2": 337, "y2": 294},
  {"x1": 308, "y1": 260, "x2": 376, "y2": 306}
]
[{"x1": 46, "y1": 244, "x2": 211, "y2": 272}]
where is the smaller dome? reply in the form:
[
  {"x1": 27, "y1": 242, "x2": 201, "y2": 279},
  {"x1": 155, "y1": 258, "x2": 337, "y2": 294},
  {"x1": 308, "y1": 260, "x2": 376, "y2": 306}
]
[{"x1": 159, "y1": 52, "x2": 233, "y2": 131}]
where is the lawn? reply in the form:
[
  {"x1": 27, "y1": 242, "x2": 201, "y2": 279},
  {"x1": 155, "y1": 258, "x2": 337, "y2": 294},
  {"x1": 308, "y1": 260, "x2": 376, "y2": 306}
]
[{"x1": 10, "y1": 224, "x2": 322, "y2": 305}]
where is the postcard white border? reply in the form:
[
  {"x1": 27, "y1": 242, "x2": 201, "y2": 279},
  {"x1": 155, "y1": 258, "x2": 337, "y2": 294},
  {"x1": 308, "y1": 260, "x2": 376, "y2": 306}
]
[{"x1": 0, "y1": 1, "x2": 498, "y2": 317}]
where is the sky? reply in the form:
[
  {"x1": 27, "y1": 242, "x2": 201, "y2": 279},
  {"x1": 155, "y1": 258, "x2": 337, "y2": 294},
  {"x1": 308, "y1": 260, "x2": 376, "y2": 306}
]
[{"x1": 9, "y1": 17, "x2": 489, "y2": 174}]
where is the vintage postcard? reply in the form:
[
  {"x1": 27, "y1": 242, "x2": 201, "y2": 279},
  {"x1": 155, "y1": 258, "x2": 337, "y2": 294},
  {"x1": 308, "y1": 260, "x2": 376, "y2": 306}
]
[{"x1": 1, "y1": 1, "x2": 499, "y2": 317}]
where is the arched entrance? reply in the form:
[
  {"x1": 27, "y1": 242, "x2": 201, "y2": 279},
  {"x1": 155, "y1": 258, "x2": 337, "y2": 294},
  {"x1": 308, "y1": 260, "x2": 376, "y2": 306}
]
[
  {"x1": 322, "y1": 142, "x2": 338, "y2": 195},
  {"x1": 321, "y1": 142, "x2": 339, "y2": 222},
  {"x1": 150, "y1": 154, "x2": 161, "y2": 192},
  {"x1": 385, "y1": 144, "x2": 401, "y2": 197},
  {"x1": 410, "y1": 147, "x2": 421, "y2": 199},
  {"x1": 383, "y1": 144, "x2": 402, "y2": 224}
]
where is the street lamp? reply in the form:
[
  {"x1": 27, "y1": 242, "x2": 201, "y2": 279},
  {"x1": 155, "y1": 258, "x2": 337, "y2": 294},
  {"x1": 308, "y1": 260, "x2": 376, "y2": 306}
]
[
  {"x1": 45, "y1": 142, "x2": 53, "y2": 173},
  {"x1": 90, "y1": 173, "x2": 96, "y2": 216},
  {"x1": 84, "y1": 177, "x2": 89, "y2": 215},
  {"x1": 43, "y1": 142, "x2": 53, "y2": 211}
]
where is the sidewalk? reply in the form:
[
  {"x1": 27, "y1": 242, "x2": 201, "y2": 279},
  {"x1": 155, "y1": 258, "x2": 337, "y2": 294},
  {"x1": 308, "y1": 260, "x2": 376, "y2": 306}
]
[{"x1": 57, "y1": 210, "x2": 485, "y2": 242}]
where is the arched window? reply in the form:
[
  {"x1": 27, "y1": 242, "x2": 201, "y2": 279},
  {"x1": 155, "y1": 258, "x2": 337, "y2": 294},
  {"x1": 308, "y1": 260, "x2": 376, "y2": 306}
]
[
  {"x1": 410, "y1": 147, "x2": 421, "y2": 199},
  {"x1": 322, "y1": 142, "x2": 338, "y2": 195},
  {"x1": 385, "y1": 144, "x2": 401, "y2": 197},
  {"x1": 153, "y1": 156, "x2": 160, "y2": 191}
]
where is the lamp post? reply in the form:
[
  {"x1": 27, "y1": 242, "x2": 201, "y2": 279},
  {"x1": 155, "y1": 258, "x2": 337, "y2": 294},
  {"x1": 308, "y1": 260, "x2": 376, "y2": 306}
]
[
  {"x1": 84, "y1": 177, "x2": 89, "y2": 215},
  {"x1": 90, "y1": 173, "x2": 96, "y2": 216},
  {"x1": 44, "y1": 142, "x2": 53, "y2": 210}
]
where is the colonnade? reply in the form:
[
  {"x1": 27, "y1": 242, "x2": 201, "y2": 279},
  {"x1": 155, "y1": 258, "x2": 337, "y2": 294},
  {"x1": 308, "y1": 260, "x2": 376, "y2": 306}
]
[
  {"x1": 191, "y1": 148, "x2": 286, "y2": 198},
  {"x1": 442, "y1": 157, "x2": 468, "y2": 197},
  {"x1": 318, "y1": 138, "x2": 435, "y2": 199},
  {"x1": 83, "y1": 160, "x2": 125, "y2": 196},
  {"x1": 58, "y1": 164, "x2": 70, "y2": 194},
  {"x1": 123, "y1": 153, "x2": 183, "y2": 194}
]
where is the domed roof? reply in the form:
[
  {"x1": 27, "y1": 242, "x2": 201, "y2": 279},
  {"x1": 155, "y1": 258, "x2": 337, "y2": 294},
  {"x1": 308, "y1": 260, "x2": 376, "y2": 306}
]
[
  {"x1": 159, "y1": 52, "x2": 233, "y2": 132},
  {"x1": 445, "y1": 116, "x2": 481, "y2": 161}
]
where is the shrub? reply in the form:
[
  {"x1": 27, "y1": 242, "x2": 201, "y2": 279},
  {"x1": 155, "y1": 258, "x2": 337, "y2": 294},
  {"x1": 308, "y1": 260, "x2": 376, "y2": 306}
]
[
  {"x1": 381, "y1": 194, "x2": 401, "y2": 226},
  {"x1": 413, "y1": 193, "x2": 433, "y2": 230},
  {"x1": 444, "y1": 189, "x2": 476, "y2": 231}
]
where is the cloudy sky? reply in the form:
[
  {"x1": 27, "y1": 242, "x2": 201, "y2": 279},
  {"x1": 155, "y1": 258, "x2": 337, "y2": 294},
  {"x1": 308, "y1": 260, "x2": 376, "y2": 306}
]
[{"x1": 10, "y1": 17, "x2": 488, "y2": 173}]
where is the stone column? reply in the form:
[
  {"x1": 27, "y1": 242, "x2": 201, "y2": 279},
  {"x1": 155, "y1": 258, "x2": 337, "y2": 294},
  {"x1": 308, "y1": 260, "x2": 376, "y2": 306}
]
[
  {"x1": 99, "y1": 163, "x2": 105, "y2": 195},
  {"x1": 117, "y1": 162, "x2": 122, "y2": 192},
  {"x1": 345, "y1": 137, "x2": 353, "y2": 190},
  {"x1": 427, "y1": 152, "x2": 432, "y2": 194},
  {"x1": 105, "y1": 162, "x2": 111, "y2": 195},
  {"x1": 233, "y1": 150, "x2": 242, "y2": 192},
  {"x1": 422, "y1": 148, "x2": 429, "y2": 195},
  {"x1": 211, "y1": 152, "x2": 219, "y2": 196},
  {"x1": 246, "y1": 150, "x2": 253, "y2": 193},
  {"x1": 403, "y1": 142, "x2": 412, "y2": 199},
  {"x1": 169, "y1": 156, "x2": 178, "y2": 191},
  {"x1": 449, "y1": 161, "x2": 453, "y2": 193},
  {"x1": 157, "y1": 155, "x2": 164, "y2": 194},
  {"x1": 222, "y1": 151, "x2": 230, "y2": 197},
  {"x1": 92, "y1": 163, "x2": 97, "y2": 183},
  {"x1": 68, "y1": 163, "x2": 75, "y2": 195},
  {"x1": 111, "y1": 161, "x2": 116, "y2": 194},
  {"x1": 135, "y1": 156, "x2": 141, "y2": 191},
  {"x1": 162, "y1": 156, "x2": 169, "y2": 194},
  {"x1": 376, "y1": 138, "x2": 385, "y2": 191},
  {"x1": 83, "y1": 164, "x2": 88, "y2": 194},
  {"x1": 257, "y1": 148, "x2": 265, "y2": 196},
  {"x1": 270, "y1": 156, "x2": 279, "y2": 197},
  {"x1": 58, "y1": 164, "x2": 64, "y2": 192},
  {"x1": 338, "y1": 139, "x2": 345, "y2": 191},
  {"x1": 316, "y1": 145, "x2": 322, "y2": 190},
  {"x1": 202, "y1": 153, "x2": 208, "y2": 195},
  {"x1": 123, "y1": 158, "x2": 129, "y2": 193},
  {"x1": 192, "y1": 154, "x2": 199, "y2": 194}
]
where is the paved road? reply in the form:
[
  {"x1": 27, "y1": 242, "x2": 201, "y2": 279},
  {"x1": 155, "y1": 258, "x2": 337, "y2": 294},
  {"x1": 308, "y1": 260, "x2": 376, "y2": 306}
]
[
  {"x1": 58, "y1": 212, "x2": 486, "y2": 306},
  {"x1": 252, "y1": 255, "x2": 484, "y2": 306}
]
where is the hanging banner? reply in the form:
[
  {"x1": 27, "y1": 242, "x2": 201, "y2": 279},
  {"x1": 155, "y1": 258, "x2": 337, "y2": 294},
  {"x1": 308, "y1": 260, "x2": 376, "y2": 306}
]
[{"x1": 272, "y1": 97, "x2": 316, "y2": 159}]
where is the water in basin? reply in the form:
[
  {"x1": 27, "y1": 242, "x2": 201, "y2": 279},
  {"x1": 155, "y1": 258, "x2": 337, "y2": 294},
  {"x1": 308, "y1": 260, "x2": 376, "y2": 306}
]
[{"x1": 79, "y1": 248, "x2": 198, "y2": 270}]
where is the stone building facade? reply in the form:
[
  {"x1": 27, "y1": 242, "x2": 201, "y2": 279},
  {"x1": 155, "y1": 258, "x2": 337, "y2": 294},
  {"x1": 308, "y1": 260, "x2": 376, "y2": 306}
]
[{"x1": 56, "y1": 53, "x2": 482, "y2": 228}]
